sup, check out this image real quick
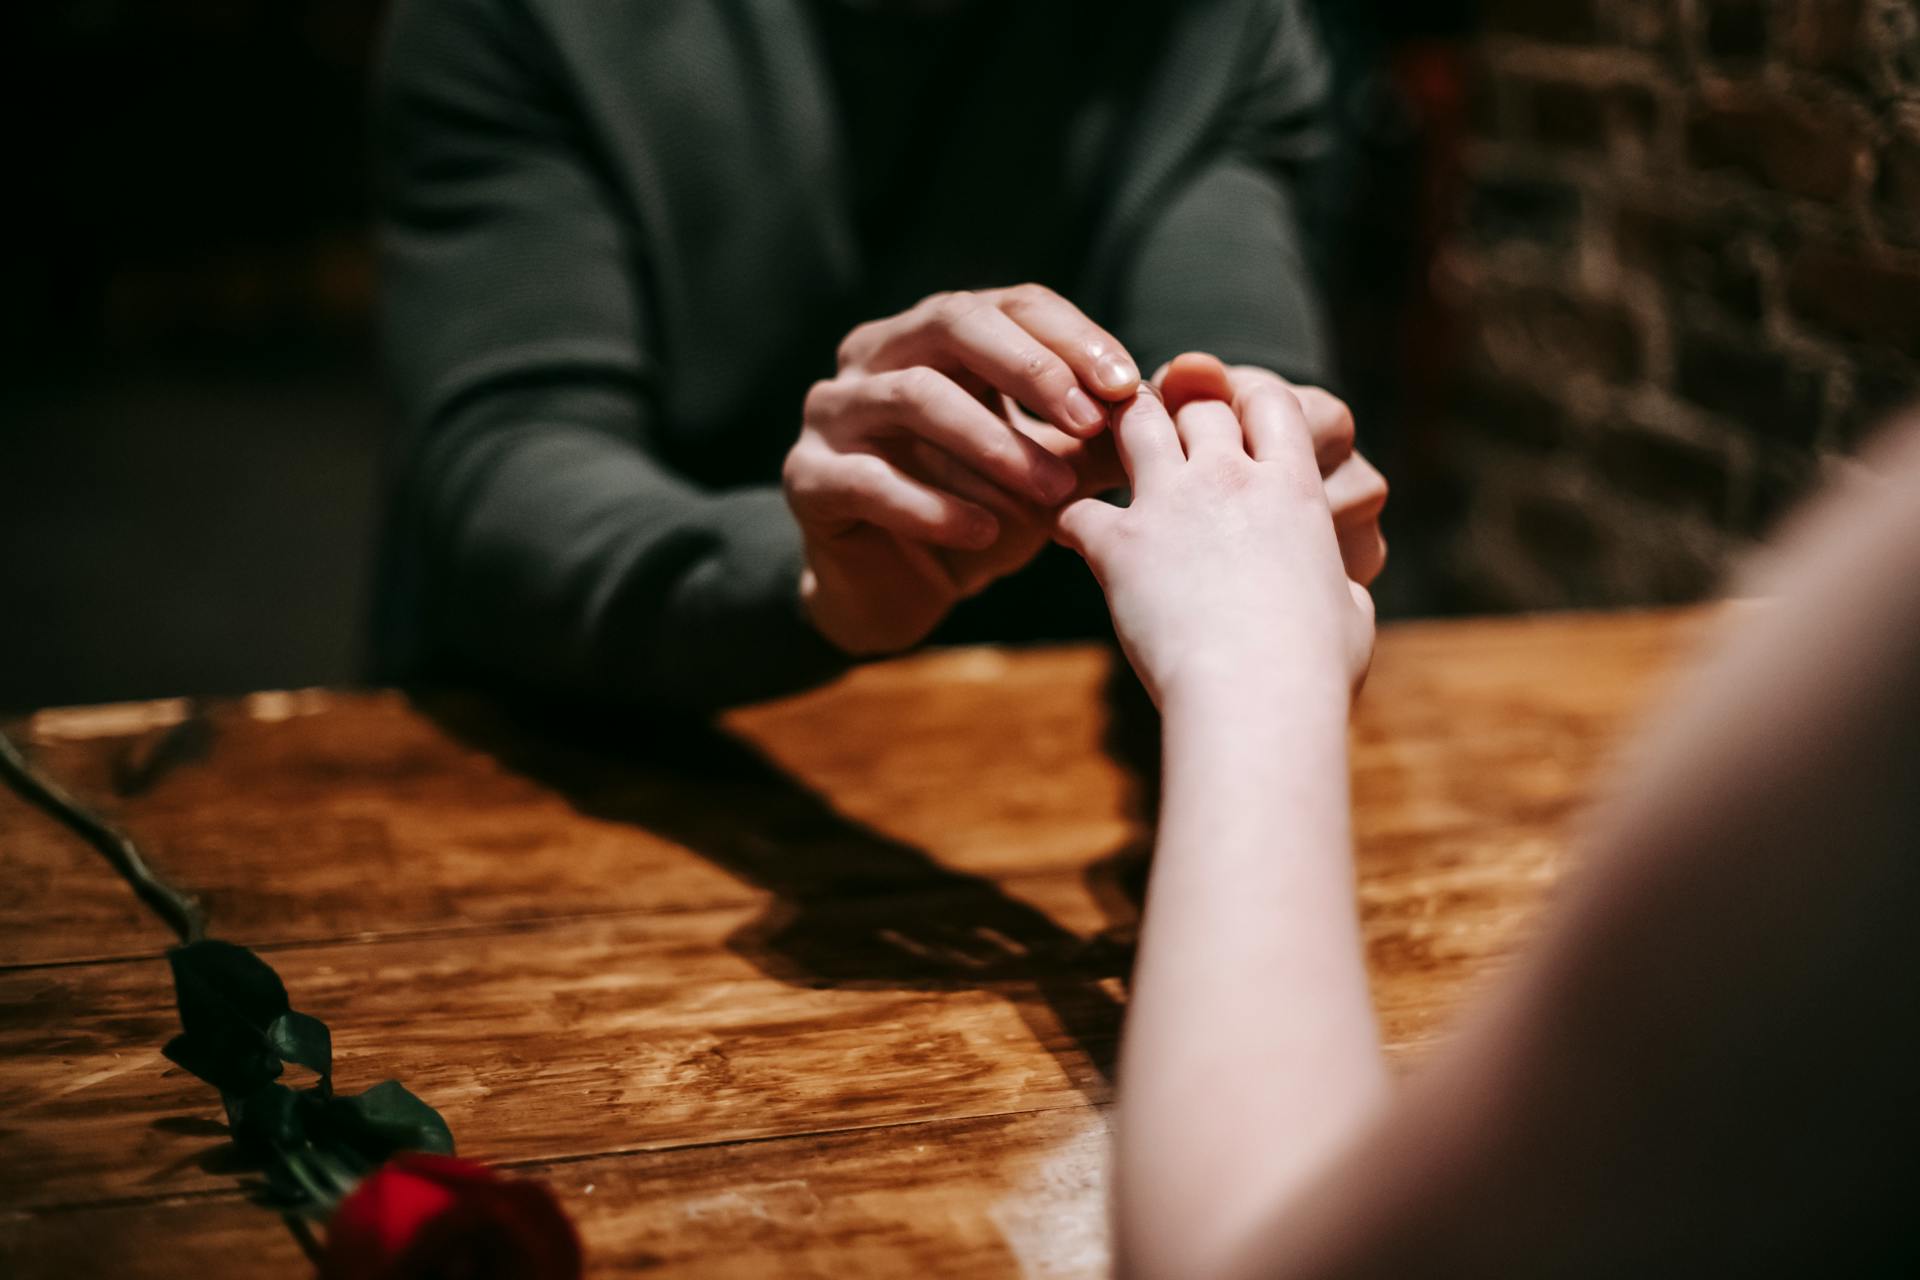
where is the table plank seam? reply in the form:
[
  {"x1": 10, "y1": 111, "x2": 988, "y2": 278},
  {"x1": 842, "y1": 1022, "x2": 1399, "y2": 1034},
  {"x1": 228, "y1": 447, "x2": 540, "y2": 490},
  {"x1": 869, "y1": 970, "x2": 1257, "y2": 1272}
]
[
  {"x1": 0, "y1": 867, "x2": 1136, "y2": 975},
  {"x1": 6, "y1": 1100, "x2": 1108, "y2": 1219}
]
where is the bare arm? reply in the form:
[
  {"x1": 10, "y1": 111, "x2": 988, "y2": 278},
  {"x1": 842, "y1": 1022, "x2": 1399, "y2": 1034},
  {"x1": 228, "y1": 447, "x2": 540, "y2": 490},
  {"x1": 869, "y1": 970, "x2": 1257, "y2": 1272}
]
[
  {"x1": 1054, "y1": 381, "x2": 1384, "y2": 1280},
  {"x1": 1241, "y1": 422, "x2": 1920, "y2": 1278},
  {"x1": 1068, "y1": 369, "x2": 1920, "y2": 1275},
  {"x1": 1120, "y1": 663, "x2": 1384, "y2": 1280}
]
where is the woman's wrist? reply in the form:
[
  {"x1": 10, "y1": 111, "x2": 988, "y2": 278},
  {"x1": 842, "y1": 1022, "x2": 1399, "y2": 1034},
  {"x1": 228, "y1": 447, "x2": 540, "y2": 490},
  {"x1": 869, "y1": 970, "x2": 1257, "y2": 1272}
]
[{"x1": 1158, "y1": 649, "x2": 1353, "y2": 732}]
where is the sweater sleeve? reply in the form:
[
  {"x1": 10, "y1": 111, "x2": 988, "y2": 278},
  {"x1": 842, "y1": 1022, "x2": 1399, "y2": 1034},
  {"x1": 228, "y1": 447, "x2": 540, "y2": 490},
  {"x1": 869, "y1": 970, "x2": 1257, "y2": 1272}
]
[
  {"x1": 1104, "y1": 0, "x2": 1334, "y2": 386},
  {"x1": 374, "y1": 0, "x2": 848, "y2": 712}
]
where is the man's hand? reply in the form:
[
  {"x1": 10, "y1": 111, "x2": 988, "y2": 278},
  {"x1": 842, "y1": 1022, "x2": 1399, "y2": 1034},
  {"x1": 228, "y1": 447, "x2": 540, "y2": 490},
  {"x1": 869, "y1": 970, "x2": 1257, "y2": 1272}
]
[
  {"x1": 1157, "y1": 354, "x2": 1389, "y2": 587},
  {"x1": 925, "y1": 355, "x2": 1391, "y2": 602},
  {"x1": 783, "y1": 285, "x2": 1141, "y2": 655}
]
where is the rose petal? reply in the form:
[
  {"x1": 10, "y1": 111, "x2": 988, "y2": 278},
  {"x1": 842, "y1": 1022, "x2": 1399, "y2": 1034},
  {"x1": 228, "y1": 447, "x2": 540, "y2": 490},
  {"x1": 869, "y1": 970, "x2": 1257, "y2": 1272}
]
[
  {"x1": 324, "y1": 1165, "x2": 459, "y2": 1279},
  {"x1": 323, "y1": 1156, "x2": 581, "y2": 1280}
]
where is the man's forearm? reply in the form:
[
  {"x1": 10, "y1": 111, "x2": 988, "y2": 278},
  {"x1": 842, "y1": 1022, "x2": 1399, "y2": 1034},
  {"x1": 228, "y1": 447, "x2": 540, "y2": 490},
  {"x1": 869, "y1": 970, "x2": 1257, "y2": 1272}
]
[{"x1": 418, "y1": 419, "x2": 849, "y2": 712}]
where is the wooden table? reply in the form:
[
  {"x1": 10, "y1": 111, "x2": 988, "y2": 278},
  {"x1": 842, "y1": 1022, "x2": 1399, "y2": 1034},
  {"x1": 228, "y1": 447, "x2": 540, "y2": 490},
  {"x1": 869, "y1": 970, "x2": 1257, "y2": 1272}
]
[{"x1": 0, "y1": 608, "x2": 1711, "y2": 1277}]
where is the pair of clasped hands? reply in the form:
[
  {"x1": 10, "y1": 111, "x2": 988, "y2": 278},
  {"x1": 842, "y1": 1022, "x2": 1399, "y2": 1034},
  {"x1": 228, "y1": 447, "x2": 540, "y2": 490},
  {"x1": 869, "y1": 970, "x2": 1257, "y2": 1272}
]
[{"x1": 783, "y1": 285, "x2": 1387, "y2": 707}]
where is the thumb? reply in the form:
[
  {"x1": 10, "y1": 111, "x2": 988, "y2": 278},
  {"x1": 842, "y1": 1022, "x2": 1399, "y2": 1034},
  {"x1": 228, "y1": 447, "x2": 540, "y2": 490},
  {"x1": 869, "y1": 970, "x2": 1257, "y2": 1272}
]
[{"x1": 1053, "y1": 496, "x2": 1121, "y2": 561}]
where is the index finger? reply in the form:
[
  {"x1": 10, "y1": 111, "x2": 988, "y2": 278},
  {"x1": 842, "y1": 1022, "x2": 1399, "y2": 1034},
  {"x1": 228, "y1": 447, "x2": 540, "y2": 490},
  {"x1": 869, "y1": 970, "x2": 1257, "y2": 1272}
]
[
  {"x1": 867, "y1": 291, "x2": 1126, "y2": 442},
  {"x1": 1111, "y1": 385, "x2": 1182, "y2": 492},
  {"x1": 986, "y1": 284, "x2": 1141, "y2": 402}
]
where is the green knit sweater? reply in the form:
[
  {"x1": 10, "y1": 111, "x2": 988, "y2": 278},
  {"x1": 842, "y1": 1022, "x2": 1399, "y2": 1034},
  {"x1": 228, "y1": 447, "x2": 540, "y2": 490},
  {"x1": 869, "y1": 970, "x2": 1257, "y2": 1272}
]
[{"x1": 375, "y1": 0, "x2": 1333, "y2": 711}]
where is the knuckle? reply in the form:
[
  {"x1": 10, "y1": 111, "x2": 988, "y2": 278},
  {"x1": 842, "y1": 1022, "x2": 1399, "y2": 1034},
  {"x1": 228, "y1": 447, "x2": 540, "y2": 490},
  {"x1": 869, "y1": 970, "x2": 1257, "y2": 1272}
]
[
  {"x1": 1240, "y1": 367, "x2": 1289, "y2": 392},
  {"x1": 782, "y1": 439, "x2": 827, "y2": 496},
  {"x1": 1003, "y1": 282, "x2": 1058, "y2": 312},
  {"x1": 1304, "y1": 388, "x2": 1356, "y2": 449},
  {"x1": 1347, "y1": 461, "x2": 1389, "y2": 511},
  {"x1": 1326, "y1": 408, "x2": 1357, "y2": 453},
  {"x1": 836, "y1": 325, "x2": 877, "y2": 370},
  {"x1": 802, "y1": 378, "x2": 839, "y2": 423},
  {"x1": 1038, "y1": 347, "x2": 1077, "y2": 383},
  {"x1": 1257, "y1": 387, "x2": 1319, "y2": 448},
  {"x1": 933, "y1": 290, "x2": 979, "y2": 329},
  {"x1": 1195, "y1": 454, "x2": 1253, "y2": 494},
  {"x1": 1264, "y1": 382, "x2": 1309, "y2": 421},
  {"x1": 893, "y1": 366, "x2": 944, "y2": 407},
  {"x1": 1332, "y1": 399, "x2": 1357, "y2": 439},
  {"x1": 1283, "y1": 462, "x2": 1323, "y2": 502}
]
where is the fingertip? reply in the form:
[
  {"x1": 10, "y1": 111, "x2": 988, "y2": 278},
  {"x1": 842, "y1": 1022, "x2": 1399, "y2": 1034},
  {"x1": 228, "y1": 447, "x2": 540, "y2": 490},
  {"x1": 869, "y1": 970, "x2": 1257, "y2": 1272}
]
[
  {"x1": 1339, "y1": 524, "x2": 1388, "y2": 586},
  {"x1": 1092, "y1": 352, "x2": 1141, "y2": 397},
  {"x1": 1349, "y1": 579, "x2": 1376, "y2": 620},
  {"x1": 1161, "y1": 352, "x2": 1233, "y2": 415},
  {"x1": 1169, "y1": 351, "x2": 1228, "y2": 379},
  {"x1": 1345, "y1": 464, "x2": 1390, "y2": 523}
]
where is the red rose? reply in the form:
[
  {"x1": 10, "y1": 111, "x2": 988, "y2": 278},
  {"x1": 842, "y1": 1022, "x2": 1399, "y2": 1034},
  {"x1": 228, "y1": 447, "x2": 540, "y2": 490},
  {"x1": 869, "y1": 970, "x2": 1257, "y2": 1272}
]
[{"x1": 321, "y1": 1153, "x2": 582, "y2": 1280}]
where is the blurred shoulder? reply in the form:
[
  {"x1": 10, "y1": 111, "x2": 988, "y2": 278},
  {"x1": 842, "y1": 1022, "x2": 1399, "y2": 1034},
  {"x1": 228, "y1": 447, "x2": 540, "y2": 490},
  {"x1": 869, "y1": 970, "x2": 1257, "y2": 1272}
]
[
  {"x1": 1775, "y1": 413, "x2": 1920, "y2": 573},
  {"x1": 1734, "y1": 412, "x2": 1920, "y2": 683},
  {"x1": 377, "y1": 0, "x2": 586, "y2": 115},
  {"x1": 1864, "y1": 413, "x2": 1920, "y2": 577}
]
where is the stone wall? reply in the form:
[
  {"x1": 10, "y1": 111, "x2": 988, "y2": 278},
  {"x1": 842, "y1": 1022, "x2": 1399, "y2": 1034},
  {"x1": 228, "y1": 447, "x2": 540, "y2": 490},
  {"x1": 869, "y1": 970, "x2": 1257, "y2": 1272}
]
[{"x1": 1425, "y1": 0, "x2": 1920, "y2": 609}]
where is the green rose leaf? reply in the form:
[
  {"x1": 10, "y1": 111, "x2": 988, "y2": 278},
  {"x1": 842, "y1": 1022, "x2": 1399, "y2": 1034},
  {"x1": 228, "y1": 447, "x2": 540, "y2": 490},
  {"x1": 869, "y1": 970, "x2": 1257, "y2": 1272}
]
[
  {"x1": 161, "y1": 940, "x2": 333, "y2": 1096},
  {"x1": 163, "y1": 1029, "x2": 283, "y2": 1097},
  {"x1": 230, "y1": 1082, "x2": 306, "y2": 1161},
  {"x1": 169, "y1": 940, "x2": 288, "y2": 1042},
  {"x1": 153, "y1": 940, "x2": 455, "y2": 1211},
  {"x1": 267, "y1": 1011, "x2": 332, "y2": 1080},
  {"x1": 329, "y1": 1080, "x2": 456, "y2": 1159},
  {"x1": 165, "y1": 941, "x2": 292, "y2": 1094}
]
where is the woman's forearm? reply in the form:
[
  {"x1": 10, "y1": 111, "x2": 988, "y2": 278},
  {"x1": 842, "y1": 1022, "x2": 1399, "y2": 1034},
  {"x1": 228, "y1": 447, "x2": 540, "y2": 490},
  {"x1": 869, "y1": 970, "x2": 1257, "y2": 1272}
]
[{"x1": 1115, "y1": 670, "x2": 1387, "y2": 1280}]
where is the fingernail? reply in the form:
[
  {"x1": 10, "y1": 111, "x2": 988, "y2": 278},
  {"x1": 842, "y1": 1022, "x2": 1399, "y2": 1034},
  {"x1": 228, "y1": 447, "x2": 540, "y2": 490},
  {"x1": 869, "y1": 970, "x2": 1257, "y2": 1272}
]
[
  {"x1": 1096, "y1": 355, "x2": 1139, "y2": 392},
  {"x1": 1039, "y1": 462, "x2": 1076, "y2": 503},
  {"x1": 1065, "y1": 387, "x2": 1105, "y2": 431}
]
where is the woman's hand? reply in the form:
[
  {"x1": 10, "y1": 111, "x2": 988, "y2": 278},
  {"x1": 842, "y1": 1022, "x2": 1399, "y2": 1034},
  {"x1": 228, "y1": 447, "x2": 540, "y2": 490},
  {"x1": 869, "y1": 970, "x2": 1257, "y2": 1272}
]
[
  {"x1": 1053, "y1": 379, "x2": 1375, "y2": 709},
  {"x1": 1090, "y1": 369, "x2": 1385, "y2": 1280},
  {"x1": 782, "y1": 285, "x2": 1140, "y2": 655},
  {"x1": 1159, "y1": 353, "x2": 1389, "y2": 588}
]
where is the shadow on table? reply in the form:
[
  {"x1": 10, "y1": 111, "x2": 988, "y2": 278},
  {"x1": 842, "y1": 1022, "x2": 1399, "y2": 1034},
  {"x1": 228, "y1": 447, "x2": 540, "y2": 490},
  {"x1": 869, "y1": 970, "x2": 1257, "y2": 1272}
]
[{"x1": 417, "y1": 658, "x2": 1160, "y2": 1102}]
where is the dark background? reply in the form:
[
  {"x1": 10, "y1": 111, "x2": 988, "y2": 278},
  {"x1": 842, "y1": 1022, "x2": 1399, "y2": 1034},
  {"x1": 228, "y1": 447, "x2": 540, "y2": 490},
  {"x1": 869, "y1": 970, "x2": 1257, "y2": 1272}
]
[
  {"x1": 4, "y1": 1, "x2": 389, "y2": 710},
  {"x1": 8, "y1": 0, "x2": 1906, "y2": 712}
]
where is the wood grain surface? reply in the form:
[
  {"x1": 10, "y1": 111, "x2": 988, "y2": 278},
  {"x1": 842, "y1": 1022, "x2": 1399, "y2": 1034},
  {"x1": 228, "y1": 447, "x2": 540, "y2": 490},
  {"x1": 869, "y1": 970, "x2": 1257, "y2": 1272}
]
[{"x1": 0, "y1": 608, "x2": 1713, "y2": 1277}]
